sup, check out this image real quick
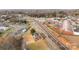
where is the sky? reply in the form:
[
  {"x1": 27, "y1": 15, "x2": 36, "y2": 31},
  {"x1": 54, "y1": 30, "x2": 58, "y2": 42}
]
[{"x1": 0, "y1": 0, "x2": 78, "y2": 9}]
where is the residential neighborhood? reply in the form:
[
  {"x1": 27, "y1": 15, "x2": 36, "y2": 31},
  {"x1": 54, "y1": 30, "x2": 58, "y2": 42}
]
[{"x1": 0, "y1": 9, "x2": 79, "y2": 50}]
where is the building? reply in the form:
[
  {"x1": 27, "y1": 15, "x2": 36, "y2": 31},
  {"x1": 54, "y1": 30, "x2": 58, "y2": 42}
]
[
  {"x1": 61, "y1": 19, "x2": 74, "y2": 35},
  {"x1": 0, "y1": 23, "x2": 9, "y2": 32},
  {"x1": 0, "y1": 26, "x2": 8, "y2": 32}
]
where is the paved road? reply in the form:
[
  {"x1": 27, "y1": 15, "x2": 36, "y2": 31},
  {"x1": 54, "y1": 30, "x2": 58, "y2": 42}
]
[{"x1": 34, "y1": 19, "x2": 69, "y2": 50}]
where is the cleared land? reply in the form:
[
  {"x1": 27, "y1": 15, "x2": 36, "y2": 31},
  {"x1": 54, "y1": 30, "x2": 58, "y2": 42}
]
[{"x1": 23, "y1": 28, "x2": 49, "y2": 50}]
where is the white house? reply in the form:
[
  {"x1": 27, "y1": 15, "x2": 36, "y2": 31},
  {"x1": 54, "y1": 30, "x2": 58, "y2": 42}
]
[{"x1": 0, "y1": 26, "x2": 8, "y2": 32}]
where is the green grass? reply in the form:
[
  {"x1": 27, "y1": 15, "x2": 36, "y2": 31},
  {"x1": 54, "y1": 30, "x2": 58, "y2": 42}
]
[{"x1": 1, "y1": 28, "x2": 14, "y2": 37}]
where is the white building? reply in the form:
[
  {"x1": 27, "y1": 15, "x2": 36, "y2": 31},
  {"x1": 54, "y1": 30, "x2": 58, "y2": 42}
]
[
  {"x1": 74, "y1": 32, "x2": 79, "y2": 35},
  {"x1": 0, "y1": 26, "x2": 8, "y2": 32},
  {"x1": 61, "y1": 20, "x2": 74, "y2": 32},
  {"x1": 35, "y1": 18, "x2": 46, "y2": 22}
]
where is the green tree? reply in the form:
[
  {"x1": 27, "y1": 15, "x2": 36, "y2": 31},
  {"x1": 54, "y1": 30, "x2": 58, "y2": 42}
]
[{"x1": 31, "y1": 29, "x2": 36, "y2": 35}]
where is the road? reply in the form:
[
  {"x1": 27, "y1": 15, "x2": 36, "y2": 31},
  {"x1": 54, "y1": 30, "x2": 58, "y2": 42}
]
[{"x1": 34, "y1": 19, "x2": 69, "y2": 50}]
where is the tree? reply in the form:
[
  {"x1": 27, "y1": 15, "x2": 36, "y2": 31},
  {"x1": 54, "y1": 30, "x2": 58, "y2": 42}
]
[
  {"x1": 58, "y1": 11, "x2": 66, "y2": 18},
  {"x1": 31, "y1": 29, "x2": 36, "y2": 35},
  {"x1": 52, "y1": 12, "x2": 56, "y2": 17}
]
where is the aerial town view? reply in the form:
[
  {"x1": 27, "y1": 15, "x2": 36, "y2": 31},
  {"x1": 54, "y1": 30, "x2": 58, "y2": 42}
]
[{"x1": 0, "y1": 9, "x2": 79, "y2": 50}]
